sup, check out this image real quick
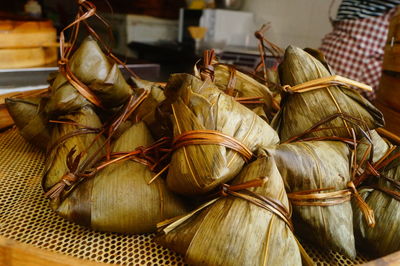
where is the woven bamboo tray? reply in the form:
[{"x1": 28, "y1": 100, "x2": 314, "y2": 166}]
[{"x1": 0, "y1": 128, "x2": 398, "y2": 265}]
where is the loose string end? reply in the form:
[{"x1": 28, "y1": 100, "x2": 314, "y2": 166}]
[{"x1": 148, "y1": 164, "x2": 170, "y2": 185}]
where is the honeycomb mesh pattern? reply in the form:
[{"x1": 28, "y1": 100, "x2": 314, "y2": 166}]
[{"x1": 0, "y1": 129, "x2": 370, "y2": 265}]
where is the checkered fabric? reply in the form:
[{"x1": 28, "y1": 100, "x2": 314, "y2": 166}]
[{"x1": 320, "y1": 9, "x2": 396, "y2": 101}]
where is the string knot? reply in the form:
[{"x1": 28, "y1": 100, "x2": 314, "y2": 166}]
[
  {"x1": 200, "y1": 65, "x2": 215, "y2": 81},
  {"x1": 61, "y1": 173, "x2": 78, "y2": 186},
  {"x1": 346, "y1": 181, "x2": 357, "y2": 193},
  {"x1": 58, "y1": 58, "x2": 68, "y2": 66},
  {"x1": 254, "y1": 31, "x2": 263, "y2": 40},
  {"x1": 281, "y1": 85, "x2": 294, "y2": 94},
  {"x1": 221, "y1": 184, "x2": 230, "y2": 197},
  {"x1": 347, "y1": 181, "x2": 375, "y2": 227},
  {"x1": 105, "y1": 48, "x2": 113, "y2": 57}
]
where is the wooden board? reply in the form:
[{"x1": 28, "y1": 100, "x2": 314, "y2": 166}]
[
  {"x1": 375, "y1": 100, "x2": 400, "y2": 136},
  {"x1": 363, "y1": 251, "x2": 400, "y2": 266},
  {"x1": 387, "y1": 12, "x2": 400, "y2": 44},
  {"x1": 0, "y1": 20, "x2": 56, "y2": 49},
  {"x1": 0, "y1": 236, "x2": 102, "y2": 266},
  {"x1": 376, "y1": 72, "x2": 400, "y2": 112},
  {"x1": 377, "y1": 128, "x2": 400, "y2": 145},
  {"x1": 382, "y1": 44, "x2": 400, "y2": 73}
]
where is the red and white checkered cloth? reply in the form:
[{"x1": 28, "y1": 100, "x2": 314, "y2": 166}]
[{"x1": 320, "y1": 9, "x2": 396, "y2": 101}]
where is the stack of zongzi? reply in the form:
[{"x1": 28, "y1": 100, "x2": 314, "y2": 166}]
[{"x1": 7, "y1": 5, "x2": 400, "y2": 262}]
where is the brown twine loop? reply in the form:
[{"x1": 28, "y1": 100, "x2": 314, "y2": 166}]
[
  {"x1": 347, "y1": 181, "x2": 375, "y2": 227},
  {"x1": 197, "y1": 51, "x2": 267, "y2": 106},
  {"x1": 104, "y1": 91, "x2": 150, "y2": 160},
  {"x1": 83, "y1": 133, "x2": 172, "y2": 187},
  {"x1": 44, "y1": 173, "x2": 78, "y2": 199},
  {"x1": 59, "y1": 58, "x2": 104, "y2": 108},
  {"x1": 94, "y1": 136, "x2": 172, "y2": 174},
  {"x1": 219, "y1": 179, "x2": 266, "y2": 196},
  {"x1": 61, "y1": 173, "x2": 79, "y2": 186},
  {"x1": 254, "y1": 23, "x2": 283, "y2": 81},
  {"x1": 200, "y1": 50, "x2": 216, "y2": 81},
  {"x1": 218, "y1": 178, "x2": 294, "y2": 231},
  {"x1": 282, "y1": 75, "x2": 372, "y2": 137},
  {"x1": 44, "y1": 119, "x2": 104, "y2": 178},
  {"x1": 223, "y1": 65, "x2": 265, "y2": 104},
  {"x1": 172, "y1": 130, "x2": 253, "y2": 162},
  {"x1": 282, "y1": 75, "x2": 373, "y2": 94},
  {"x1": 288, "y1": 181, "x2": 375, "y2": 227},
  {"x1": 57, "y1": 0, "x2": 104, "y2": 108},
  {"x1": 235, "y1": 97, "x2": 264, "y2": 105},
  {"x1": 354, "y1": 145, "x2": 400, "y2": 186},
  {"x1": 44, "y1": 148, "x2": 82, "y2": 199},
  {"x1": 288, "y1": 187, "x2": 352, "y2": 206},
  {"x1": 283, "y1": 112, "x2": 370, "y2": 145},
  {"x1": 254, "y1": 24, "x2": 283, "y2": 58},
  {"x1": 45, "y1": 136, "x2": 172, "y2": 199},
  {"x1": 369, "y1": 184, "x2": 400, "y2": 201},
  {"x1": 225, "y1": 65, "x2": 237, "y2": 96},
  {"x1": 355, "y1": 145, "x2": 400, "y2": 202}
]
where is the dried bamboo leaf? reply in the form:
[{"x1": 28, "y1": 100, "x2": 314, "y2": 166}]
[
  {"x1": 45, "y1": 83, "x2": 90, "y2": 116},
  {"x1": 272, "y1": 46, "x2": 384, "y2": 142},
  {"x1": 164, "y1": 74, "x2": 279, "y2": 195},
  {"x1": 354, "y1": 131, "x2": 400, "y2": 256},
  {"x1": 156, "y1": 156, "x2": 303, "y2": 266},
  {"x1": 42, "y1": 106, "x2": 105, "y2": 191},
  {"x1": 55, "y1": 121, "x2": 188, "y2": 233},
  {"x1": 356, "y1": 130, "x2": 391, "y2": 165},
  {"x1": 266, "y1": 141, "x2": 356, "y2": 258},
  {"x1": 131, "y1": 76, "x2": 166, "y2": 103},
  {"x1": 5, "y1": 97, "x2": 50, "y2": 149}
]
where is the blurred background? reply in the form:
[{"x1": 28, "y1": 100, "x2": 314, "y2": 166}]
[
  {"x1": 1, "y1": 0, "x2": 400, "y2": 134},
  {"x1": 0, "y1": 0, "x2": 339, "y2": 79}
]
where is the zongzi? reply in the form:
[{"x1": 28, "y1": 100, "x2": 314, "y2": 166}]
[
  {"x1": 5, "y1": 96, "x2": 50, "y2": 149},
  {"x1": 266, "y1": 141, "x2": 357, "y2": 258},
  {"x1": 272, "y1": 46, "x2": 383, "y2": 142},
  {"x1": 42, "y1": 106, "x2": 105, "y2": 192},
  {"x1": 353, "y1": 130, "x2": 400, "y2": 256},
  {"x1": 164, "y1": 73, "x2": 279, "y2": 195},
  {"x1": 54, "y1": 121, "x2": 188, "y2": 233},
  {"x1": 46, "y1": 36, "x2": 132, "y2": 115},
  {"x1": 156, "y1": 155, "x2": 305, "y2": 266}
]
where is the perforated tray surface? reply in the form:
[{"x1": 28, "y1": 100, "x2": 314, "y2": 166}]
[{"x1": 0, "y1": 129, "x2": 370, "y2": 265}]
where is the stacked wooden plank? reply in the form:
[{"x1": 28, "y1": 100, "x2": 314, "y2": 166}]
[
  {"x1": 0, "y1": 20, "x2": 57, "y2": 69},
  {"x1": 375, "y1": 9, "x2": 400, "y2": 135}
]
